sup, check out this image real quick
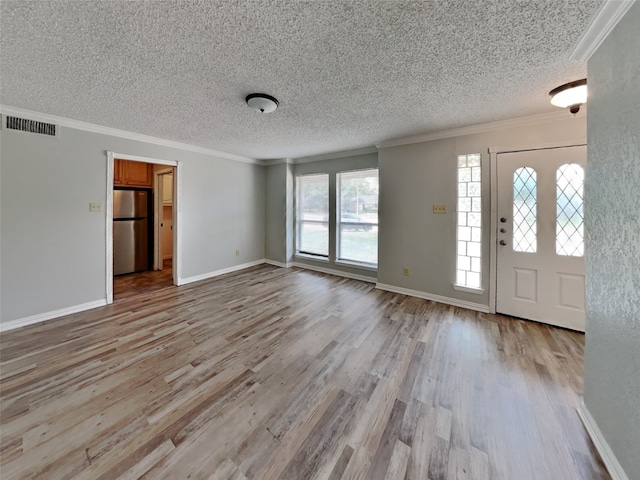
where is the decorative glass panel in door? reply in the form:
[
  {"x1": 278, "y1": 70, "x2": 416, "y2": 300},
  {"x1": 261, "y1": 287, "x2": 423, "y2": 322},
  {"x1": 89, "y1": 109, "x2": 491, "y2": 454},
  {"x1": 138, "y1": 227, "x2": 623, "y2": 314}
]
[
  {"x1": 556, "y1": 164, "x2": 585, "y2": 257},
  {"x1": 512, "y1": 167, "x2": 537, "y2": 253}
]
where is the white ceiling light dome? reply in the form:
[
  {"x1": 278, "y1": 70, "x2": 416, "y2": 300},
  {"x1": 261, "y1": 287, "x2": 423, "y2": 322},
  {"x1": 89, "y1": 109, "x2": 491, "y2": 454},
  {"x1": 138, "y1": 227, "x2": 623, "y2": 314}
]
[
  {"x1": 245, "y1": 93, "x2": 279, "y2": 113},
  {"x1": 549, "y1": 79, "x2": 587, "y2": 114}
]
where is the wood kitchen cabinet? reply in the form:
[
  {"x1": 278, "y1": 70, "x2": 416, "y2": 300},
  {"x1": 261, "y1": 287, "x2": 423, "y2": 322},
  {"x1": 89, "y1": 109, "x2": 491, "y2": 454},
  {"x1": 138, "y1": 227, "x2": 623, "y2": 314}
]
[{"x1": 114, "y1": 159, "x2": 153, "y2": 188}]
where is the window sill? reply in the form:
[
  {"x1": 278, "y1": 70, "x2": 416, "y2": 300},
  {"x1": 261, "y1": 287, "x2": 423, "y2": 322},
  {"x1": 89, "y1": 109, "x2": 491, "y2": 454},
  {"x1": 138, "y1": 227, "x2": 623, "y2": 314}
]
[
  {"x1": 294, "y1": 253, "x2": 330, "y2": 263},
  {"x1": 335, "y1": 260, "x2": 378, "y2": 271},
  {"x1": 453, "y1": 284, "x2": 485, "y2": 295}
]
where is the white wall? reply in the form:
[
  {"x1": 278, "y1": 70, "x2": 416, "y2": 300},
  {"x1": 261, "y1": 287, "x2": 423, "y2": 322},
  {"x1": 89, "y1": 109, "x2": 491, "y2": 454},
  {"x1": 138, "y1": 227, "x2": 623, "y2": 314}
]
[
  {"x1": 0, "y1": 124, "x2": 265, "y2": 325},
  {"x1": 378, "y1": 115, "x2": 587, "y2": 307},
  {"x1": 584, "y1": 3, "x2": 640, "y2": 478}
]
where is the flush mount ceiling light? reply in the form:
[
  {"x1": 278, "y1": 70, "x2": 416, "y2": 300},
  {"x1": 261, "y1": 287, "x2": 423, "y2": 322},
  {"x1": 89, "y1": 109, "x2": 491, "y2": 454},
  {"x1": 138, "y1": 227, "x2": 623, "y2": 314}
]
[
  {"x1": 245, "y1": 93, "x2": 279, "y2": 113},
  {"x1": 549, "y1": 78, "x2": 587, "y2": 115}
]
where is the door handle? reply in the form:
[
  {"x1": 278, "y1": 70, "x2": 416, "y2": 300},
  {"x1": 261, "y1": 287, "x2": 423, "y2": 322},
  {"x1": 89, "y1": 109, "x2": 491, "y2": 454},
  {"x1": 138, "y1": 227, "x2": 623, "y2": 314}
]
[{"x1": 500, "y1": 240, "x2": 507, "y2": 246}]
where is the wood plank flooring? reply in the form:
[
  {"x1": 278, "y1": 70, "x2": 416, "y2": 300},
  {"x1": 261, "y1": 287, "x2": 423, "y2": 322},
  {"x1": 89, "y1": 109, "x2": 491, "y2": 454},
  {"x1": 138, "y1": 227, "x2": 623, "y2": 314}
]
[
  {"x1": 113, "y1": 259, "x2": 173, "y2": 300},
  {"x1": 0, "y1": 265, "x2": 609, "y2": 479}
]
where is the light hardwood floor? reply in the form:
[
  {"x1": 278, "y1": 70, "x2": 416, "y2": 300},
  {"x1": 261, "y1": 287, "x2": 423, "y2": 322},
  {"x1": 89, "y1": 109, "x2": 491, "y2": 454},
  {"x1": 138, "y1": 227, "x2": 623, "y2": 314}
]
[{"x1": 0, "y1": 265, "x2": 609, "y2": 479}]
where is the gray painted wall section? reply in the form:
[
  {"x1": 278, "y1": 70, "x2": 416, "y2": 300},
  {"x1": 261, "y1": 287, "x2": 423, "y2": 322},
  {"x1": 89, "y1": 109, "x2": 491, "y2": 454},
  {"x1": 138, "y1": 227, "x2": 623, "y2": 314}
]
[
  {"x1": 265, "y1": 163, "x2": 288, "y2": 263},
  {"x1": 378, "y1": 116, "x2": 587, "y2": 306},
  {"x1": 0, "y1": 126, "x2": 265, "y2": 323},
  {"x1": 584, "y1": 3, "x2": 640, "y2": 478},
  {"x1": 285, "y1": 163, "x2": 294, "y2": 262}
]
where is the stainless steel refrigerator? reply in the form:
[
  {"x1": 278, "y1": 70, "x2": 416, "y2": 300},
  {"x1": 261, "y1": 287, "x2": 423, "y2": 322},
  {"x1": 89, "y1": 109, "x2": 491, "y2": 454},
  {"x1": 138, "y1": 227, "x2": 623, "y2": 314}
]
[{"x1": 113, "y1": 189, "x2": 151, "y2": 275}]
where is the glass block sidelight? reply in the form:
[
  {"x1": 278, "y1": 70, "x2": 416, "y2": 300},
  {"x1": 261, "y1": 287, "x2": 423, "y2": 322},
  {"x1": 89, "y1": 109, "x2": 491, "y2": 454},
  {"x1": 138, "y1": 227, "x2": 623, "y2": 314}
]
[
  {"x1": 556, "y1": 164, "x2": 584, "y2": 256},
  {"x1": 512, "y1": 167, "x2": 537, "y2": 253},
  {"x1": 456, "y1": 154, "x2": 482, "y2": 289}
]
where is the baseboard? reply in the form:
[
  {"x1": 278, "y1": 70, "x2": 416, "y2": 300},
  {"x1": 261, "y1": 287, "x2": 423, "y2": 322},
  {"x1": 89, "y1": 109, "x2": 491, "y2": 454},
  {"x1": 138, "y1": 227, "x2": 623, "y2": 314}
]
[
  {"x1": 375, "y1": 283, "x2": 490, "y2": 313},
  {"x1": 178, "y1": 259, "x2": 266, "y2": 285},
  {"x1": 264, "y1": 259, "x2": 292, "y2": 268},
  {"x1": 0, "y1": 299, "x2": 108, "y2": 333},
  {"x1": 162, "y1": 255, "x2": 173, "y2": 260},
  {"x1": 290, "y1": 262, "x2": 377, "y2": 284},
  {"x1": 577, "y1": 404, "x2": 630, "y2": 480}
]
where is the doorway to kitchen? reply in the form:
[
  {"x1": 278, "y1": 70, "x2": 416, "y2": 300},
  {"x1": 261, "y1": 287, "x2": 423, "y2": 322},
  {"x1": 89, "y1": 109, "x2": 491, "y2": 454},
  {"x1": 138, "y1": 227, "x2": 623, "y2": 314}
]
[{"x1": 106, "y1": 152, "x2": 182, "y2": 304}]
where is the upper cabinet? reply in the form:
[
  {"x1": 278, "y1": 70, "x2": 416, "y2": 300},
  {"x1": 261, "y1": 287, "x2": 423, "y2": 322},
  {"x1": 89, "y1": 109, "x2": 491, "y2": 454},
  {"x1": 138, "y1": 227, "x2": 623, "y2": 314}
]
[{"x1": 114, "y1": 159, "x2": 153, "y2": 188}]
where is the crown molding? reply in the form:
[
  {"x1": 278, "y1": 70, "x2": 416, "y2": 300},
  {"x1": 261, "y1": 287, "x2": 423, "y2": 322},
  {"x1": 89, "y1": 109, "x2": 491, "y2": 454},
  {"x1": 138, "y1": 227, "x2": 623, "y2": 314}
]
[
  {"x1": 375, "y1": 110, "x2": 576, "y2": 149},
  {"x1": 293, "y1": 146, "x2": 378, "y2": 164},
  {"x1": 0, "y1": 105, "x2": 261, "y2": 165},
  {"x1": 263, "y1": 157, "x2": 294, "y2": 166},
  {"x1": 570, "y1": 0, "x2": 636, "y2": 61}
]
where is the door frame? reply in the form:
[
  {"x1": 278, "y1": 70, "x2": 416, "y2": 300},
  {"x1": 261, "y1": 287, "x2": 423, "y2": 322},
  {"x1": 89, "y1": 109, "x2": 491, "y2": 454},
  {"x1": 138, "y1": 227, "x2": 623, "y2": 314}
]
[
  {"x1": 106, "y1": 151, "x2": 183, "y2": 304},
  {"x1": 154, "y1": 168, "x2": 174, "y2": 270},
  {"x1": 488, "y1": 140, "x2": 586, "y2": 314}
]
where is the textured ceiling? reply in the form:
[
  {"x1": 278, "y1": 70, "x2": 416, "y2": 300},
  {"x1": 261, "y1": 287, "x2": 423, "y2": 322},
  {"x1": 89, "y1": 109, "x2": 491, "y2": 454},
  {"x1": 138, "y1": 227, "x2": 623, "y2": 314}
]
[{"x1": 0, "y1": 0, "x2": 603, "y2": 160}]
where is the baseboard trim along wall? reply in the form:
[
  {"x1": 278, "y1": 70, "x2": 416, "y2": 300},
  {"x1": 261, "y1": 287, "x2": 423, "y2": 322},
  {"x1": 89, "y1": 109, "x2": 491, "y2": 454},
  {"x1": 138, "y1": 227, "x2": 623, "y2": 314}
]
[
  {"x1": 289, "y1": 262, "x2": 377, "y2": 284},
  {"x1": 0, "y1": 299, "x2": 108, "y2": 333},
  {"x1": 375, "y1": 283, "x2": 491, "y2": 313},
  {"x1": 264, "y1": 259, "x2": 292, "y2": 268},
  {"x1": 577, "y1": 404, "x2": 630, "y2": 480},
  {"x1": 178, "y1": 259, "x2": 266, "y2": 285}
]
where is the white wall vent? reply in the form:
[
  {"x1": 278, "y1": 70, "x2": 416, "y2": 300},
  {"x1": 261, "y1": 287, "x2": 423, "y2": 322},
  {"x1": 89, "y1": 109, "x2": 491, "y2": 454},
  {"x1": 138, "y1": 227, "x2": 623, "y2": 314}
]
[{"x1": 4, "y1": 115, "x2": 58, "y2": 137}]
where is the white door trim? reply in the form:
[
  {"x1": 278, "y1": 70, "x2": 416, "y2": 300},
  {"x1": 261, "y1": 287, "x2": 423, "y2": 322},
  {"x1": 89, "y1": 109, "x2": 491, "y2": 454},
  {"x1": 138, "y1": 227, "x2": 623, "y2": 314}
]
[
  {"x1": 153, "y1": 168, "x2": 173, "y2": 270},
  {"x1": 488, "y1": 139, "x2": 586, "y2": 314},
  {"x1": 106, "y1": 151, "x2": 183, "y2": 304}
]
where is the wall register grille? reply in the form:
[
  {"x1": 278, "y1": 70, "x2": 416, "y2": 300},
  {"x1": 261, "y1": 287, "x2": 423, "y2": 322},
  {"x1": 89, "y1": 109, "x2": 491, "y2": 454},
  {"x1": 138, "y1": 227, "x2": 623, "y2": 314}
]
[{"x1": 4, "y1": 116, "x2": 58, "y2": 136}]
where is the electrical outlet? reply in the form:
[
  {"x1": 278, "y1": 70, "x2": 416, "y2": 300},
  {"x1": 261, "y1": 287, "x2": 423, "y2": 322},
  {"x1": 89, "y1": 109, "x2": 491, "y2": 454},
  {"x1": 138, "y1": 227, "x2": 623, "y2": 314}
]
[
  {"x1": 433, "y1": 204, "x2": 447, "y2": 214},
  {"x1": 403, "y1": 267, "x2": 410, "y2": 276},
  {"x1": 89, "y1": 202, "x2": 103, "y2": 212},
  {"x1": 235, "y1": 249, "x2": 240, "y2": 256}
]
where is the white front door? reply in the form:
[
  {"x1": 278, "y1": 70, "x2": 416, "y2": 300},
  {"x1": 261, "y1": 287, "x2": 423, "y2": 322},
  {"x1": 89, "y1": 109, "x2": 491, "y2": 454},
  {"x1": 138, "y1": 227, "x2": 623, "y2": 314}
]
[{"x1": 496, "y1": 145, "x2": 586, "y2": 331}]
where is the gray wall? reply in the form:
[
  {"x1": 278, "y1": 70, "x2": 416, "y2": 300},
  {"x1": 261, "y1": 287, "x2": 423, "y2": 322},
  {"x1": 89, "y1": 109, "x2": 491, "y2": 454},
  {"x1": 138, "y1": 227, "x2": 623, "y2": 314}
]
[
  {"x1": 265, "y1": 162, "x2": 294, "y2": 264},
  {"x1": 293, "y1": 152, "x2": 378, "y2": 279},
  {"x1": 584, "y1": 3, "x2": 640, "y2": 478},
  {"x1": 378, "y1": 116, "x2": 587, "y2": 306},
  {"x1": 0, "y1": 125, "x2": 265, "y2": 323}
]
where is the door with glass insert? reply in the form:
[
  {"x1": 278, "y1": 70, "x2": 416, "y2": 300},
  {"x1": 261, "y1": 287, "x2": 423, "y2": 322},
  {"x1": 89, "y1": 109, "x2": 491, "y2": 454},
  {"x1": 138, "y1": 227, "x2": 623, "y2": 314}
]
[{"x1": 496, "y1": 145, "x2": 586, "y2": 331}]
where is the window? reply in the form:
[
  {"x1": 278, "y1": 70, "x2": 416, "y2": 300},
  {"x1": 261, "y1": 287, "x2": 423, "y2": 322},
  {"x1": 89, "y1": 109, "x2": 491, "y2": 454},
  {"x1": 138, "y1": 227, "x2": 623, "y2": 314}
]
[
  {"x1": 556, "y1": 164, "x2": 584, "y2": 257},
  {"x1": 513, "y1": 167, "x2": 537, "y2": 253},
  {"x1": 456, "y1": 154, "x2": 482, "y2": 289},
  {"x1": 296, "y1": 174, "x2": 329, "y2": 256},
  {"x1": 337, "y1": 169, "x2": 379, "y2": 265}
]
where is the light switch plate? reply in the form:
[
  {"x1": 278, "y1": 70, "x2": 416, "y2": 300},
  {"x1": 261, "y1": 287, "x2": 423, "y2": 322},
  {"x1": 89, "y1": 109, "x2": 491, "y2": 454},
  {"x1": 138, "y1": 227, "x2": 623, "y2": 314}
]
[
  {"x1": 90, "y1": 202, "x2": 103, "y2": 212},
  {"x1": 433, "y1": 204, "x2": 447, "y2": 214}
]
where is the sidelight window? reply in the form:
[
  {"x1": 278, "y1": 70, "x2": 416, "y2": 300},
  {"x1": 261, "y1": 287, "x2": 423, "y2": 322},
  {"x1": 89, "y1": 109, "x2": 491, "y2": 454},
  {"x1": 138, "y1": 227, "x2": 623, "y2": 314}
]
[{"x1": 456, "y1": 154, "x2": 482, "y2": 289}]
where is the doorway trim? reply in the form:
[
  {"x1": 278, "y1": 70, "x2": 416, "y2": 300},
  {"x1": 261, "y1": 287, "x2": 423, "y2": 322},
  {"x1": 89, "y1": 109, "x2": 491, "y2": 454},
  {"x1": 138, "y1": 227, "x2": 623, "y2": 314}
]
[
  {"x1": 106, "y1": 151, "x2": 183, "y2": 304},
  {"x1": 488, "y1": 139, "x2": 586, "y2": 314},
  {"x1": 154, "y1": 168, "x2": 174, "y2": 270}
]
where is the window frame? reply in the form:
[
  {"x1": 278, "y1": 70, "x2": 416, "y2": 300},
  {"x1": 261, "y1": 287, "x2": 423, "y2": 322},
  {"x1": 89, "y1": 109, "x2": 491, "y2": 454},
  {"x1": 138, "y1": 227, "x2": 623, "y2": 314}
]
[
  {"x1": 454, "y1": 153, "x2": 484, "y2": 294},
  {"x1": 295, "y1": 173, "x2": 330, "y2": 258},
  {"x1": 336, "y1": 168, "x2": 379, "y2": 267}
]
